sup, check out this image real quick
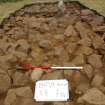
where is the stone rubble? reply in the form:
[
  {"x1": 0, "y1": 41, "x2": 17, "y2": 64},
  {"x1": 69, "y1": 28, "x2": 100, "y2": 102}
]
[{"x1": 0, "y1": 1, "x2": 105, "y2": 105}]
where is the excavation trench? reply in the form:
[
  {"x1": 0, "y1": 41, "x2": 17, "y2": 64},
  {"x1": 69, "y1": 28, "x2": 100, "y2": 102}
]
[{"x1": 0, "y1": 1, "x2": 105, "y2": 105}]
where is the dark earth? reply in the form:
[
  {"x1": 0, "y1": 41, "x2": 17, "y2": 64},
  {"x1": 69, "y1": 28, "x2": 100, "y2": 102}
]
[{"x1": 0, "y1": 1, "x2": 105, "y2": 105}]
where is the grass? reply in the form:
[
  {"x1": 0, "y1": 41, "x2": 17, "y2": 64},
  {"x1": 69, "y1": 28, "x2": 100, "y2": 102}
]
[
  {"x1": 75, "y1": 0, "x2": 105, "y2": 16},
  {"x1": 0, "y1": 0, "x2": 105, "y2": 22},
  {"x1": 0, "y1": 0, "x2": 21, "y2": 2},
  {"x1": 0, "y1": 0, "x2": 58, "y2": 22}
]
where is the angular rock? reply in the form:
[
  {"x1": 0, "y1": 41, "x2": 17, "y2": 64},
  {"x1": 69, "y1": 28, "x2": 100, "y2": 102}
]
[
  {"x1": 72, "y1": 54, "x2": 85, "y2": 65},
  {"x1": 38, "y1": 40, "x2": 52, "y2": 50},
  {"x1": 88, "y1": 54, "x2": 103, "y2": 68},
  {"x1": 54, "y1": 34, "x2": 64, "y2": 41},
  {"x1": 48, "y1": 18, "x2": 58, "y2": 32},
  {"x1": 77, "y1": 88, "x2": 105, "y2": 105},
  {"x1": 92, "y1": 35, "x2": 105, "y2": 49},
  {"x1": 90, "y1": 15, "x2": 104, "y2": 26},
  {"x1": 54, "y1": 47, "x2": 64, "y2": 56},
  {"x1": 8, "y1": 69, "x2": 16, "y2": 77},
  {"x1": 0, "y1": 59, "x2": 10, "y2": 70},
  {"x1": 15, "y1": 16, "x2": 23, "y2": 21},
  {"x1": 31, "y1": 51, "x2": 40, "y2": 59},
  {"x1": 41, "y1": 71, "x2": 64, "y2": 80},
  {"x1": 2, "y1": 54, "x2": 17, "y2": 63},
  {"x1": 15, "y1": 86, "x2": 33, "y2": 98},
  {"x1": 39, "y1": 23, "x2": 50, "y2": 32},
  {"x1": 75, "y1": 82, "x2": 90, "y2": 94},
  {"x1": 53, "y1": 102, "x2": 65, "y2": 105},
  {"x1": 12, "y1": 71, "x2": 29, "y2": 86},
  {"x1": 12, "y1": 51, "x2": 27, "y2": 62},
  {"x1": 91, "y1": 74, "x2": 104, "y2": 87},
  {"x1": 15, "y1": 39, "x2": 31, "y2": 53},
  {"x1": 77, "y1": 37, "x2": 92, "y2": 47},
  {"x1": 30, "y1": 69, "x2": 44, "y2": 82},
  {"x1": 75, "y1": 21, "x2": 91, "y2": 38},
  {"x1": 77, "y1": 74, "x2": 90, "y2": 86},
  {"x1": 53, "y1": 102, "x2": 72, "y2": 105},
  {"x1": 4, "y1": 86, "x2": 33, "y2": 105},
  {"x1": 12, "y1": 97, "x2": 43, "y2": 105},
  {"x1": 71, "y1": 74, "x2": 90, "y2": 92},
  {"x1": 0, "y1": 29, "x2": 4, "y2": 37},
  {"x1": 64, "y1": 25, "x2": 78, "y2": 37},
  {"x1": 8, "y1": 27, "x2": 26, "y2": 40},
  {"x1": 54, "y1": 47, "x2": 69, "y2": 63},
  {"x1": 75, "y1": 45, "x2": 93, "y2": 55},
  {"x1": 99, "y1": 86, "x2": 105, "y2": 93},
  {"x1": 64, "y1": 62, "x2": 76, "y2": 79},
  {"x1": 30, "y1": 51, "x2": 45, "y2": 65},
  {"x1": 82, "y1": 64, "x2": 94, "y2": 79},
  {"x1": 65, "y1": 43, "x2": 77, "y2": 54},
  {"x1": 28, "y1": 17, "x2": 41, "y2": 29},
  {"x1": 0, "y1": 73, "x2": 11, "y2": 93},
  {"x1": 0, "y1": 40, "x2": 10, "y2": 52},
  {"x1": 93, "y1": 25, "x2": 105, "y2": 32},
  {"x1": 4, "y1": 89, "x2": 16, "y2": 105},
  {"x1": 81, "y1": 9, "x2": 94, "y2": 16},
  {"x1": 0, "y1": 68, "x2": 7, "y2": 74},
  {"x1": 28, "y1": 33, "x2": 40, "y2": 43},
  {"x1": 0, "y1": 99, "x2": 4, "y2": 105}
]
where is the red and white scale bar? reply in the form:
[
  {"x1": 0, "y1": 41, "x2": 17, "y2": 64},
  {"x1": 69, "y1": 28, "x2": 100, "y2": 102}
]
[
  {"x1": 51, "y1": 66, "x2": 83, "y2": 70},
  {"x1": 16, "y1": 64, "x2": 83, "y2": 71}
]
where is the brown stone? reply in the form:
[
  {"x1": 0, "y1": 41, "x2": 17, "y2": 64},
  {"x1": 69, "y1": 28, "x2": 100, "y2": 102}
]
[
  {"x1": 81, "y1": 9, "x2": 94, "y2": 16},
  {"x1": 64, "y1": 25, "x2": 78, "y2": 37},
  {"x1": 64, "y1": 63, "x2": 76, "y2": 79},
  {"x1": 75, "y1": 21, "x2": 91, "y2": 38},
  {"x1": 12, "y1": 51, "x2": 27, "y2": 62},
  {"x1": 8, "y1": 27, "x2": 26, "y2": 40},
  {"x1": 13, "y1": 97, "x2": 43, "y2": 105},
  {"x1": 54, "y1": 46, "x2": 69, "y2": 63},
  {"x1": 92, "y1": 35, "x2": 105, "y2": 49},
  {"x1": 75, "y1": 45, "x2": 93, "y2": 55},
  {"x1": 31, "y1": 69, "x2": 44, "y2": 82},
  {"x1": 91, "y1": 74, "x2": 104, "y2": 87},
  {"x1": 65, "y1": 43, "x2": 77, "y2": 54},
  {"x1": 15, "y1": 86, "x2": 33, "y2": 98},
  {"x1": 0, "y1": 40, "x2": 10, "y2": 52},
  {"x1": 12, "y1": 71, "x2": 29, "y2": 86},
  {"x1": 4, "y1": 89, "x2": 16, "y2": 105},
  {"x1": 77, "y1": 37, "x2": 92, "y2": 47},
  {"x1": 0, "y1": 73, "x2": 11, "y2": 93},
  {"x1": 53, "y1": 102, "x2": 72, "y2": 105},
  {"x1": 93, "y1": 25, "x2": 105, "y2": 32},
  {"x1": 82, "y1": 64, "x2": 94, "y2": 79},
  {"x1": 72, "y1": 54, "x2": 85, "y2": 65},
  {"x1": 0, "y1": 60, "x2": 10, "y2": 70},
  {"x1": 54, "y1": 34, "x2": 64, "y2": 41},
  {"x1": 90, "y1": 15, "x2": 104, "y2": 26},
  {"x1": 38, "y1": 40, "x2": 52, "y2": 50},
  {"x1": 15, "y1": 39, "x2": 31, "y2": 53},
  {"x1": 4, "y1": 87, "x2": 33, "y2": 105},
  {"x1": 75, "y1": 82, "x2": 90, "y2": 94},
  {"x1": 41, "y1": 71, "x2": 64, "y2": 80},
  {"x1": 87, "y1": 54, "x2": 103, "y2": 68},
  {"x1": 28, "y1": 17, "x2": 41, "y2": 29},
  {"x1": 77, "y1": 88, "x2": 105, "y2": 105}
]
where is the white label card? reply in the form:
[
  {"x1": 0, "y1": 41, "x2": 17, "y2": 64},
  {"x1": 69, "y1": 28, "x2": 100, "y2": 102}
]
[{"x1": 34, "y1": 79, "x2": 69, "y2": 101}]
